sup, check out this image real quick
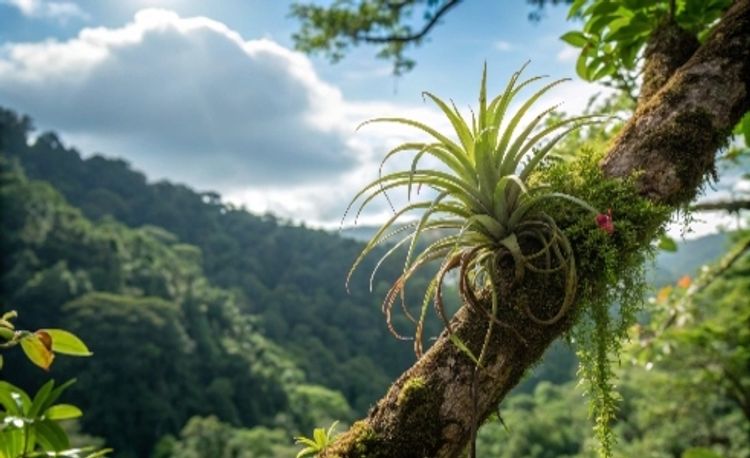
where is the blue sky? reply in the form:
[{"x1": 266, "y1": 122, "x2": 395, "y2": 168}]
[
  {"x1": 0, "y1": 0, "x2": 741, "y2": 235},
  {"x1": 0, "y1": 1, "x2": 580, "y2": 102}
]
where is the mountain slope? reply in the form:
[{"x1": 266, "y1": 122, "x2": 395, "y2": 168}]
[{"x1": 0, "y1": 107, "x2": 445, "y2": 415}]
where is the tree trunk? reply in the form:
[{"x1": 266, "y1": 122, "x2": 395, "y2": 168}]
[{"x1": 322, "y1": 1, "x2": 750, "y2": 456}]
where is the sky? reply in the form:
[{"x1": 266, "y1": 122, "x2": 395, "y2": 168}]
[{"x1": 0, "y1": 0, "x2": 744, "y2": 236}]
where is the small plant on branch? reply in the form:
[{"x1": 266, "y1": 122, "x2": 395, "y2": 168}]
[
  {"x1": 294, "y1": 421, "x2": 339, "y2": 458},
  {"x1": 345, "y1": 62, "x2": 604, "y2": 361}
]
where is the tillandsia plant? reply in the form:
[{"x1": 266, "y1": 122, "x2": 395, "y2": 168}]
[{"x1": 345, "y1": 63, "x2": 605, "y2": 361}]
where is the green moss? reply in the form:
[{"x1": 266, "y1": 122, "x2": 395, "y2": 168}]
[
  {"x1": 638, "y1": 107, "x2": 722, "y2": 204},
  {"x1": 325, "y1": 378, "x2": 443, "y2": 457},
  {"x1": 538, "y1": 148, "x2": 670, "y2": 281},
  {"x1": 397, "y1": 376, "x2": 427, "y2": 406},
  {"x1": 325, "y1": 421, "x2": 381, "y2": 458},
  {"x1": 349, "y1": 422, "x2": 379, "y2": 457},
  {"x1": 393, "y1": 376, "x2": 443, "y2": 456},
  {"x1": 532, "y1": 150, "x2": 672, "y2": 457}
]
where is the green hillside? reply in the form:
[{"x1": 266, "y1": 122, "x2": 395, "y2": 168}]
[
  {"x1": 0, "y1": 156, "x2": 357, "y2": 457},
  {"x1": 0, "y1": 107, "x2": 449, "y2": 457}
]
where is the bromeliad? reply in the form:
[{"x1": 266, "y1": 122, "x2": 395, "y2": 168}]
[{"x1": 344, "y1": 63, "x2": 603, "y2": 359}]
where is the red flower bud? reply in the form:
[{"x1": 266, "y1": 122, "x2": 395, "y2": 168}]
[{"x1": 595, "y1": 209, "x2": 614, "y2": 235}]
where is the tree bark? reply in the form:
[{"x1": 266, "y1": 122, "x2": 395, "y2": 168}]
[
  {"x1": 691, "y1": 199, "x2": 750, "y2": 212},
  {"x1": 322, "y1": 2, "x2": 750, "y2": 456},
  {"x1": 637, "y1": 19, "x2": 699, "y2": 106}
]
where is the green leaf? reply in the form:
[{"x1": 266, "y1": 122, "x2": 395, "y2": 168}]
[
  {"x1": 605, "y1": 21, "x2": 652, "y2": 43},
  {"x1": 560, "y1": 31, "x2": 588, "y2": 47},
  {"x1": 0, "y1": 327, "x2": 14, "y2": 340},
  {"x1": 35, "y1": 419, "x2": 70, "y2": 451},
  {"x1": 0, "y1": 381, "x2": 31, "y2": 415},
  {"x1": 622, "y1": 0, "x2": 651, "y2": 8},
  {"x1": 313, "y1": 427, "x2": 326, "y2": 446},
  {"x1": 41, "y1": 379, "x2": 77, "y2": 417},
  {"x1": 0, "y1": 428, "x2": 25, "y2": 458},
  {"x1": 585, "y1": 14, "x2": 619, "y2": 35},
  {"x1": 45, "y1": 404, "x2": 83, "y2": 420},
  {"x1": 296, "y1": 447, "x2": 318, "y2": 458},
  {"x1": 29, "y1": 380, "x2": 55, "y2": 418},
  {"x1": 658, "y1": 235, "x2": 678, "y2": 252},
  {"x1": 20, "y1": 334, "x2": 55, "y2": 370},
  {"x1": 42, "y1": 329, "x2": 93, "y2": 356},
  {"x1": 733, "y1": 111, "x2": 750, "y2": 145},
  {"x1": 576, "y1": 52, "x2": 591, "y2": 80},
  {"x1": 567, "y1": 0, "x2": 587, "y2": 18},
  {"x1": 591, "y1": 61, "x2": 615, "y2": 80},
  {"x1": 590, "y1": 1, "x2": 620, "y2": 16},
  {"x1": 449, "y1": 334, "x2": 480, "y2": 365},
  {"x1": 619, "y1": 42, "x2": 640, "y2": 69}
]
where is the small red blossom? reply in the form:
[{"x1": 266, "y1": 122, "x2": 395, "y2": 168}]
[{"x1": 595, "y1": 209, "x2": 614, "y2": 235}]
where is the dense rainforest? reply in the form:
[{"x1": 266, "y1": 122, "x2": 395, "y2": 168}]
[
  {"x1": 1, "y1": 105, "x2": 747, "y2": 457},
  {"x1": 0, "y1": 106, "x2": 445, "y2": 457}
]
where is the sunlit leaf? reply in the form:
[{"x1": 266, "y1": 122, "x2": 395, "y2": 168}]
[
  {"x1": 20, "y1": 334, "x2": 55, "y2": 371},
  {"x1": 45, "y1": 404, "x2": 83, "y2": 421},
  {"x1": 42, "y1": 329, "x2": 93, "y2": 357},
  {"x1": 560, "y1": 31, "x2": 588, "y2": 47}
]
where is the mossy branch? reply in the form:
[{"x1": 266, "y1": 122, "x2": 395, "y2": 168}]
[{"x1": 321, "y1": 1, "x2": 750, "y2": 457}]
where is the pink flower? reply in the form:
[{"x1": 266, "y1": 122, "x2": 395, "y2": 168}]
[{"x1": 595, "y1": 209, "x2": 614, "y2": 235}]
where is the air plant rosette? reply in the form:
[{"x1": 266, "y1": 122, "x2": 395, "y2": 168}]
[{"x1": 344, "y1": 63, "x2": 611, "y2": 363}]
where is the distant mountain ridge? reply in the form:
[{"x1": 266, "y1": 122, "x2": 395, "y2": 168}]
[{"x1": 0, "y1": 107, "x2": 444, "y2": 414}]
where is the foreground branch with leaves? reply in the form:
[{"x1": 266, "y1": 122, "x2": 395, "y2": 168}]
[{"x1": 0, "y1": 311, "x2": 108, "y2": 457}]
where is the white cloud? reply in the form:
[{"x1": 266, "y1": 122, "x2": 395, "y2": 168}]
[
  {"x1": 557, "y1": 45, "x2": 579, "y2": 63},
  {"x1": 2, "y1": 0, "x2": 89, "y2": 22},
  {"x1": 494, "y1": 40, "x2": 513, "y2": 52},
  {"x1": 0, "y1": 8, "x2": 447, "y2": 224},
  {"x1": 0, "y1": 9, "x2": 614, "y2": 227},
  {"x1": 0, "y1": 9, "x2": 362, "y2": 189}
]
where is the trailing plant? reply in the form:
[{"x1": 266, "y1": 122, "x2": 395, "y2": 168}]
[{"x1": 541, "y1": 148, "x2": 671, "y2": 457}]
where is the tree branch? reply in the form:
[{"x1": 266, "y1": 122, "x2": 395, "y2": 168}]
[
  {"x1": 637, "y1": 19, "x2": 699, "y2": 105},
  {"x1": 601, "y1": 0, "x2": 750, "y2": 204},
  {"x1": 322, "y1": 1, "x2": 750, "y2": 456},
  {"x1": 691, "y1": 198, "x2": 750, "y2": 212},
  {"x1": 355, "y1": 0, "x2": 463, "y2": 44}
]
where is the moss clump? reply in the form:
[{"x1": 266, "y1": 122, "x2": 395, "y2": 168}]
[
  {"x1": 324, "y1": 421, "x2": 381, "y2": 458},
  {"x1": 540, "y1": 149, "x2": 670, "y2": 282},
  {"x1": 532, "y1": 149, "x2": 672, "y2": 457},
  {"x1": 325, "y1": 377, "x2": 443, "y2": 457},
  {"x1": 393, "y1": 376, "x2": 443, "y2": 456},
  {"x1": 637, "y1": 107, "x2": 722, "y2": 204},
  {"x1": 397, "y1": 377, "x2": 427, "y2": 406}
]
